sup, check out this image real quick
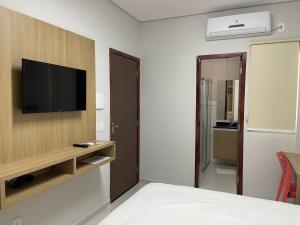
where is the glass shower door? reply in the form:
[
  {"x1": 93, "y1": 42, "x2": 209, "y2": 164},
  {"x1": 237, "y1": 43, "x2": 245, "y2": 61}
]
[{"x1": 200, "y1": 79, "x2": 212, "y2": 172}]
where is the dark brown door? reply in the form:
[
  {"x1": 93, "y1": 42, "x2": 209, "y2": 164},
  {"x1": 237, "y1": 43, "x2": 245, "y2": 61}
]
[{"x1": 110, "y1": 49, "x2": 139, "y2": 201}]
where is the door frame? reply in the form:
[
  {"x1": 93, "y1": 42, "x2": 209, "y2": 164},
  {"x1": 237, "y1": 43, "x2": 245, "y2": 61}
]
[
  {"x1": 109, "y1": 48, "x2": 140, "y2": 200},
  {"x1": 194, "y1": 52, "x2": 247, "y2": 195}
]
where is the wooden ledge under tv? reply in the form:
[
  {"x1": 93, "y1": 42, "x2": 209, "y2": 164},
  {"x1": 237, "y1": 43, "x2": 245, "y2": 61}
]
[{"x1": 0, "y1": 141, "x2": 116, "y2": 209}]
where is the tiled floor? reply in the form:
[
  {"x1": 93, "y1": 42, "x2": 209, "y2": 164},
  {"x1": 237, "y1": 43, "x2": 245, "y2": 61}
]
[
  {"x1": 199, "y1": 162, "x2": 237, "y2": 194},
  {"x1": 84, "y1": 182, "x2": 148, "y2": 225}
]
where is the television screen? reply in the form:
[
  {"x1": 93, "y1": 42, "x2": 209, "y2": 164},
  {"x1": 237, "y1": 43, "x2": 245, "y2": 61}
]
[{"x1": 22, "y1": 59, "x2": 86, "y2": 113}]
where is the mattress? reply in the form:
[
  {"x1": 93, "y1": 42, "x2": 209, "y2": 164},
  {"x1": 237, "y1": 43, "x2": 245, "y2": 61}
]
[{"x1": 99, "y1": 183, "x2": 300, "y2": 225}]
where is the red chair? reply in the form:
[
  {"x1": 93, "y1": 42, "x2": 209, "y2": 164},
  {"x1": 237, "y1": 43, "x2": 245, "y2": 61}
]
[{"x1": 276, "y1": 151, "x2": 297, "y2": 202}]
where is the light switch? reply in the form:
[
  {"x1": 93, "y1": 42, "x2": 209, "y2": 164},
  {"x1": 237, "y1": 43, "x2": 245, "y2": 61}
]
[
  {"x1": 277, "y1": 22, "x2": 285, "y2": 32},
  {"x1": 96, "y1": 93, "x2": 104, "y2": 110}
]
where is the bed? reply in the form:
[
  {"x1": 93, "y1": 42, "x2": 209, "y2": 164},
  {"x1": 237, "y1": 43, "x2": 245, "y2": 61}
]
[{"x1": 99, "y1": 183, "x2": 300, "y2": 225}]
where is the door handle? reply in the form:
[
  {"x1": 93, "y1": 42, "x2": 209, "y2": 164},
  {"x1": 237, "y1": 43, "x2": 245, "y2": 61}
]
[{"x1": 111, "y1": 121, "x2": 119, "y2": 134}]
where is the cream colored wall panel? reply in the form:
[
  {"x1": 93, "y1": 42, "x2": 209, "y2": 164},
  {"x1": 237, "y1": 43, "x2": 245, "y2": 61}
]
[
  {"x1": 217, "y1": 81, "x2": 226, "y2": 103},
  {"x1": 217, "y1": 103, "x2": 225, "y2": 120},
  {"x1": 211, "y1": 82, "x2": 217, "y2": 102},
  {"x1": 228, "y1": 57, "x2": 240, "y2": 80},
  {"x1": 248, "y1": 41, "x2": 299, "y2": 132},
  {"x1": 213, "y1": 59, "x2": 228, "y2": 81},
  {"x1": 201, "y1": 59, "x2": 213, "y2": 80}
]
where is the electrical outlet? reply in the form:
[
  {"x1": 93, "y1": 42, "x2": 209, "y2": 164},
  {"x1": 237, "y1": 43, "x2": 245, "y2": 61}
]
[
  {"x1": 11, "y1": 217, "x2": 22, "y2": 225},
  {"x1": 277, "y1": 22, "x2": 285, "y2": 32}
]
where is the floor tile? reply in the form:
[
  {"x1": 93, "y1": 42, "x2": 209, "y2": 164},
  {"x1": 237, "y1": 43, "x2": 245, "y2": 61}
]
[{"x1": 199, "y1": 162, "x2": 236, "y2": 194}]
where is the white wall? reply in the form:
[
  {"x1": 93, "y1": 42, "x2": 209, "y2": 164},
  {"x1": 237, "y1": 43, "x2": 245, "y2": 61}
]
[
  {"x1": 1, "y1": 1, "x2": 300, "y2": 223},
  {"x1": 0, "y1": 0, "x2": 140, "y2": 224},
  {"x1": 140, "y1": 1, "x2": 300, "y2": 199}
]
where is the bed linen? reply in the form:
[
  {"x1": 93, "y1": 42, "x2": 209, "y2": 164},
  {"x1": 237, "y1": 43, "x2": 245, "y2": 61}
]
[{"x1": 99, "y1": 183, "x2": 300, "y2": 225}]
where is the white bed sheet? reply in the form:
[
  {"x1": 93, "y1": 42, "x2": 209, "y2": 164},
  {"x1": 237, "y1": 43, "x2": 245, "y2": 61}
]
[{"x1": 99, "y1": 183, "x2": 300, "y2": 225}]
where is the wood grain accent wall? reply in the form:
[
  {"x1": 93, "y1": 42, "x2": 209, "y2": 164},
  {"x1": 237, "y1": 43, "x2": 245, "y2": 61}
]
[{"x1": 0, "y1": 6, "x2": 96, "y2": 164}]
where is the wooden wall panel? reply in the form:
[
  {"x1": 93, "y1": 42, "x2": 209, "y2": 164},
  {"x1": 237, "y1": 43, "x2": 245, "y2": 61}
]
[
  {"x1": 0, "y1": 7, "x2": 12, "y2": 165},
  {"x1": 0, "y1": 6, "x2": 96, "y2": 163}
]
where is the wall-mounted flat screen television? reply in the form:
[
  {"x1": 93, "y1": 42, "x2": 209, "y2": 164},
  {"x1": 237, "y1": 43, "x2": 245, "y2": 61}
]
[{"x1": 22, "y1": 59, "x2": 86, "y2": 113}]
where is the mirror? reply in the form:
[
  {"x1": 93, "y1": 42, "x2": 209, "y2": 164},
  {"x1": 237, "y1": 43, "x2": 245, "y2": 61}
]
[{"x1": 214, "y1": 80, "x2": 239, "y2": 121}]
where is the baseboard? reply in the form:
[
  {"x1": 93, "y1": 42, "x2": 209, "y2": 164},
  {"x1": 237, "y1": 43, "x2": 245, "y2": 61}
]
[
  {"x1": 139, "y1": 178, "x2": 173, "y2": 185},
  {"x1": 75, "y1": 200, "x2": 110, "y2": 225},
  {"x1": 139, "y1": 178, "x2": 153, "y2": 184},
  {"x1": 140, "y1": 178, "x2": 192, "y2": 187}
]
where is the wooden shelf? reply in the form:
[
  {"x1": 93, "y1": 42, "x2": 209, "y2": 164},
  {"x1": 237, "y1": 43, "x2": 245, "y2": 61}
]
[
  {"x1": 5, "y1": 173, "x2": 73, "y2": 208},
  {"x1": 76, "y1": 158, "x2": 111, "y2": 175},
  {"x1": 75, "y1": 144, "x2": 115, "y2": 175},
  {"x1": 0, "y1": 141, "x2": 115, "y2": 209}
]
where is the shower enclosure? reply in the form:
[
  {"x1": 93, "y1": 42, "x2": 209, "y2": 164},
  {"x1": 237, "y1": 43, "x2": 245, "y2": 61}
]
[{"x1": 200, "y1": 79, "x2": 212, "y2": 172}]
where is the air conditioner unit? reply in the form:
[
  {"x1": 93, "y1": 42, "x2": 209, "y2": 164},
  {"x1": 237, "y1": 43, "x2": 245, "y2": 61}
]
[{"x1": 206, "y1": 11, "x2": 271, "y2": 40}]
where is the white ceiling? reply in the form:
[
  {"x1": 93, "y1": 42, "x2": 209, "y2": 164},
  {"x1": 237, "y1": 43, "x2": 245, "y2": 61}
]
[{"x1": 110, "y1": 0, "x2": 294, "y2": 21}]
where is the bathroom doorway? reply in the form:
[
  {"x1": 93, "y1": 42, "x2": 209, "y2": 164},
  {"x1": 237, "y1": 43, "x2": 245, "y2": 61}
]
[{"x1": 195, "y1": 53, "x2": 246, "y2": 195}]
